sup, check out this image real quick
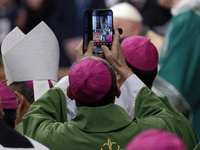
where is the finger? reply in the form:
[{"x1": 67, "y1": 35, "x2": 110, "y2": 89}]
[
  {"x1": 114, "y1": 26, "x2": 120, "y2": 35},
  {"x1": 85, "y1": 41, "x2": 94, "y2": 55},
  {"x1": 75, "y1": 40, "x2": 84, "y2": 61},
  {"x1": 101, "y1": 45, "x2": 111, "y2": 59},
  {"x1": 76, "y1": 40, "x2": 83, "y2": 54},
  {"x1": 112, "y1": 27, "x2": 120, "y2": 46}
]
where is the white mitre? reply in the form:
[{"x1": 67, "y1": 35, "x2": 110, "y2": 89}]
[
  {"x1": 1, "y1": 21, "x2": 60, "y2": 100},
  {"x1": 110, "y1": 2, "x2": 143, "y2": 23}
]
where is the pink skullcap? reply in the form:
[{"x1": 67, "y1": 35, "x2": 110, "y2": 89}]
[
  {"x1": 121, "y1": 36, "x2": 158, "y2": 71},
  {"x1": 106, "y1": 35, "x2": 113, "y2": 43},
  {"x1": 25, "y1": 80, "x2": 53, "y2": 89},
  {"x1": 0, "y1": 81, "x2": 18, "y2": 109},
  {"x1": 69, "y1": 58, "x2": 112, "y2": 103},
  {"x1": 126, "y1": 129, "x2": 186, "y2": 150}
]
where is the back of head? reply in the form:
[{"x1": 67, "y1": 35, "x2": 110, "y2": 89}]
[
  {"x1": 69, "y1": 58, "x2": 116, "y2": 107},
  {"x1": 126, "y1": 129, "x2": 187, "y2": 150},
  {"x1": 9, "y1": 82, "x2": 34, "y2": 104},
  {"x1": 121, "y1": 36, "x2": 158, "y2": 88}
]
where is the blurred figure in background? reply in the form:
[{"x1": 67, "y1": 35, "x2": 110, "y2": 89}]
[
  {"x1": 131, "y1": 0, "x2": 172, "y2": 35},
  {"x1": 110, "y1": 2, "x2": 164, "y2": 51},
  {"x1": 15, "y1": 0, "x2": 55, "y2": 34},
  {"x1": 158, "y1": 0, "x2": 200, "y2": 138},
  {"x1": 51, "y1": 0, "x2": 106, "y2": 67},
  {"x1": 0, "y1": 0, "x2": 19, "y2": 46},
  {"x1": 111, "y1": 2, "x2": 143, "y2": 37}
]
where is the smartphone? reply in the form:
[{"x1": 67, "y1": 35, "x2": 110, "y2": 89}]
[{"x1": 83, "y1": 9, "x2": 113, "y2": 54}]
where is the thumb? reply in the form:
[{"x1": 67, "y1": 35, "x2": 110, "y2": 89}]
[
  {"x1": 85, "y1": 41, "x2": 94, "y2": 55},
  {"x1": 75, "y1": 40, "x2": 84, "y2": 61},
  {"x1": 76, "y1": 40, "x2": 83, "y2": 53},
  {"x1": 101, "y1": 45, "x2": 110, "y2": 58}
]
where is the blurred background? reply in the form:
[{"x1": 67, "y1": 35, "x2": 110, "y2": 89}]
[{"x1": 0, "y1": 0, "x2": 171, "y2": 81}]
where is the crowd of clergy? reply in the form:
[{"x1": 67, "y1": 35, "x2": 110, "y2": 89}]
[{"x1": 0, "y1": 0, "x2": 200, "y2": 149}]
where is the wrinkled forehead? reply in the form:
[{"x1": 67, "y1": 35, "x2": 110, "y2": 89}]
[
  {"x1": 113, "y1": 17, "x2": 135, "y2": 25},
  {"x1": 158, "y1": 0, "x2": 177, "y2": 9}
]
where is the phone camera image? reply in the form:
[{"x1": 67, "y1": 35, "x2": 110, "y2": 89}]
[
  {"x1": 83, "y1": 9, "x2": 113, "y2": 54},
  {"x1": 92, "y1": 10, "x2": 113, "y2": 53}
]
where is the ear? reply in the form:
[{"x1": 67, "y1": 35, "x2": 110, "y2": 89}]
[
  {"x1": 67, "y1": 86, "x2": 74, "y2": 100},
  {"x1": 115, "y1": 85, "x2": 121, "y2": 98},
  {"x1": 14, "y1": 91, "x2": 26, "y2": 110}
]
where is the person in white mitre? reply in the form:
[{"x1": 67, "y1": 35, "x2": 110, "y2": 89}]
[{"x1": 1, "y1": 21, "x2": 59, "y2": 130}]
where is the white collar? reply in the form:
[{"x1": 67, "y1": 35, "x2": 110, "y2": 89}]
[{"x1": 171, "y1": 0, "x2": 200, "y2": 16}]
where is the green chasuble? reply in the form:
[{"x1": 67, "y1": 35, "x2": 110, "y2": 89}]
[
  {"x1": 194, "y1": 142, "x2": 200, "y2": 150},
  {"x1": 158, "y1": 7, "x2": 200, "y2": 137},
  {"x1": 16, "y1": 87, "x2": 198, "y2": 150}
]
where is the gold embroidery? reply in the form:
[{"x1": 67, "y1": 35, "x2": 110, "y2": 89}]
[{"x1": 101, "y1": 138, "x2": 124, "y2": 150}]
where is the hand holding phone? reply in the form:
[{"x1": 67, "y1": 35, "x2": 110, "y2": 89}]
[
  {"x1": 83, "y1": 9, "x2": 113, "y2": 54},
  {"x1": 101, "y1": 27, "x2": 133, "y2": 80}
]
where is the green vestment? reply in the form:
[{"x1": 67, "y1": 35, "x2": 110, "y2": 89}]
[
  {"x1": 158, "y1": 7, "x2": 200, "y2": 137},
  {"x1": 194, "y1": 142, "x2": 200, "y2": 150},
  {"x1": 16, "y1": 87, "x2": 198, "y2": 150}
]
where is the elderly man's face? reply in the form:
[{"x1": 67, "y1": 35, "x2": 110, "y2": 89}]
[{"x1": 113, "y1": 17, "x2": 142, "y2": 37}]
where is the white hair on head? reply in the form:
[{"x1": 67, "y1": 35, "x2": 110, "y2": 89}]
[{"x1": 110, "y1": 2, "x2": 143, "y2": 23}]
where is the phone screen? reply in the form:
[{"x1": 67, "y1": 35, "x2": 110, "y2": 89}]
[{"x1": 83, "y1": 9, "x2": 113, "y2": 54}]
